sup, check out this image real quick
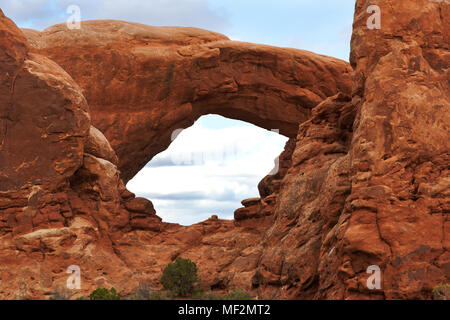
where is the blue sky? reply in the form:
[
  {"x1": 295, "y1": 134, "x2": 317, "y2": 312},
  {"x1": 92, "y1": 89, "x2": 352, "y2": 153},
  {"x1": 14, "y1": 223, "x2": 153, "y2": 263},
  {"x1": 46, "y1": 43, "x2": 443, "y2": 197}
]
[
  {"x1": 2, "y1": 0, "x2": 355, "y2": 225},
  {"x1": 210, "y1": 0, "x2": 354, "y2": 61},
  {"x1": 127, "y1": 115, "x2": 288, "y2": 225},
  {"x1": 3, "y1": 0, "x2": 354, "y2": 61}
]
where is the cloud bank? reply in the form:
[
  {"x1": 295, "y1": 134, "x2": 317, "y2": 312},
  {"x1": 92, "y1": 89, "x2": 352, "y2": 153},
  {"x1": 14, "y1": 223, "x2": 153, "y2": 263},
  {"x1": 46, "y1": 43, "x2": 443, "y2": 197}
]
[
  {"x1": 2, "y1": 0, "x2": 230, "y2": 31},
  {"x1": 127, "y1": 115, "x2": 287, "y2": 225}
]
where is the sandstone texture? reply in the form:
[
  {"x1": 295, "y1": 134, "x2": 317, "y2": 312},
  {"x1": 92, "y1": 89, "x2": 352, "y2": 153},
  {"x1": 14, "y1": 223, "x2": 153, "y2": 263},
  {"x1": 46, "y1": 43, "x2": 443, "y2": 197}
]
[
  {"x1": 0, "y1": 0, "x2": 449, "y2": 300},
  {"x1": 341, "y1": 0, "x2": 450, "y2": 299},
  {"x1": 249, "y1": 0, "x2": 449, "y2": 300},
  {"x1": 23, "y1": 20, "x2": 352, "y2": 182},
  {"x1": 0, "y1": 10, "x2": 159, "y2": 298}
]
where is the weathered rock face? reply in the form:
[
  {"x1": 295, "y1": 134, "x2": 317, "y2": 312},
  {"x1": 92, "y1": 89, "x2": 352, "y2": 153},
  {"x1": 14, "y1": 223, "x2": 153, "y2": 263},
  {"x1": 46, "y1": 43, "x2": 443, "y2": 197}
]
[
  {"x1": 0, "y1": 10, "x2": 159, "y2": 298},
  {"x1": 0, "y1": 0, "x2": 449, "y2": 300},
  {"x1": 23, "y1": 21, "x2": 352, "y2": 182},
  {"x1": 0, "y1": 10, "x2": 89, "y2": 235},
  {"x1": 340, "y1": 0, "x2": 449, "y2": 299},
  {"x1": 0, "y1": 9, "x2": 351, "y2": 299},
  {"x1": 249, "y1": 0, "x2": 450, "y2": 300},
  {"x1": 254, "y1": 93, "x2": 356, "y2": 299}
]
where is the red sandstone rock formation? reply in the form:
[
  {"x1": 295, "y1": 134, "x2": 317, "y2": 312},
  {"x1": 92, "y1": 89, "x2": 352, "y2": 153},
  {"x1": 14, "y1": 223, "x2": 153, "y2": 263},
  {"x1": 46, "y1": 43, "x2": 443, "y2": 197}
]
[
  {"x1": 0, "y1": 8, "x2": 350, "y2": 298},
  {"x1": 253, "y1": 0, "x2": 449, "y2": 299},
  {"x1": 341, "y1": 0, "x2": 449, "y2": 299},
  {"x1": 22, "y1": 21, "x2": 352, "y2": 182},
  {"x1": 0, "y1": 0, "x2": 448, "y2": 300},
  {"x1": 0, "y1": 9, "x2": 157, "y2": 298}
]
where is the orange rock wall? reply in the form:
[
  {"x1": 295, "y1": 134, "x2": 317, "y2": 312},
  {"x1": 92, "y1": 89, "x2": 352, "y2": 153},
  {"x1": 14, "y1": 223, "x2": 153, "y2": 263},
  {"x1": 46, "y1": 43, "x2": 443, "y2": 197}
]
[{"x1": 0, "y1": 0, "x2": 448, "y2": 299}]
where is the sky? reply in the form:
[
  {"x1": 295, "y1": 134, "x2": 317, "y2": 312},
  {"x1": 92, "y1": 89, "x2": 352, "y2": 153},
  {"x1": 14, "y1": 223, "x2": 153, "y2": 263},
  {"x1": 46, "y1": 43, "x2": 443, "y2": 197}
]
[
  {"x1": 127, "y1": 115, "x2": 288, "y2": 225},
  {"x1": 2, "y1": 0, "x2": 355, "y2": 225},
  {"x1": 2, "y1": 0, "x2": 355, "y2": 61}
]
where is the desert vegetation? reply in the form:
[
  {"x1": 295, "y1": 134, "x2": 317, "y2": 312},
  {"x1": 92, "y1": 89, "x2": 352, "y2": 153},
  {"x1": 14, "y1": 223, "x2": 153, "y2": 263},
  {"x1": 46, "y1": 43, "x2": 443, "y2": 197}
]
[
  {"x1": 432, "y1": 284, "x2": 450, "y2": 300},
  {"x1": 49, "y1": 258, "x2": 252, "y2": 300}
]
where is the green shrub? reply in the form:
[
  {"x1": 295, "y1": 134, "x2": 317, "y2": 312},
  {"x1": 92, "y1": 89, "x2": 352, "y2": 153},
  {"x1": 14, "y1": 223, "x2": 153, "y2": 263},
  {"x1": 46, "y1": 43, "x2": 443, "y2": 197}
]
[
  {"x1": 161, "y1": 257, "x2": 198, "y2": 297},
  {"x1": 223, "y1": 289, "x2": 252, "y2": 300},
  {"x1": 129, "y1": 282, "x2": 168, "y2": 300},
  {"x1": 148, "y1": 291, "x2": 167, "y2": 300},
  {"x1": 197, "y1": 292, "x2": 223, "y2": 300},
  {"x1": 89, "y1": 287, "x2": 121, "y2": 300},
  {"x1": 432, "y1": 283, "x2": 449, "y2": 300}
]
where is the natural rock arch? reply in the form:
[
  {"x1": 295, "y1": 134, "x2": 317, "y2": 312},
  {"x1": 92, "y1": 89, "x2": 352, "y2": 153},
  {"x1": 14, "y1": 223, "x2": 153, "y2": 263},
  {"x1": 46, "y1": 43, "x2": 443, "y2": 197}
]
[
  {"x1": 1, "y1": 0, "x2": 448, "y2": 299},
  {"x1": 23, "y1": 20, "x2": 352, "y2": 182}
]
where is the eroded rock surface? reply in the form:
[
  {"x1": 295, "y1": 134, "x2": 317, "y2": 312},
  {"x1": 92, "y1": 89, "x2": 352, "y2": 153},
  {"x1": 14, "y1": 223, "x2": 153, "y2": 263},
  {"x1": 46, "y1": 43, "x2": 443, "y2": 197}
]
[
  {"x1": 249, "y1": 0, "x2": 450, "y2": 299},
  {"x1": 0, "y1": 0, "x2": 448, "y2": 300},
  {"x1": 0, "y1": 10, "x2": 157, "y2": 298},
  {"x1": 339, "y1": 0, "x2": 449, "y2": 299},
  {"x1": 23, "y1": 20, "x2": 352, "y2": 182}
]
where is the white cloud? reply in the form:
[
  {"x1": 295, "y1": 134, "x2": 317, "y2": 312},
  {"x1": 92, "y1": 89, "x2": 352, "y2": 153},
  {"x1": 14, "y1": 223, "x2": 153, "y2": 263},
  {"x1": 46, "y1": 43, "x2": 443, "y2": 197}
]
[
  {"x1": 127, "y1": 116, "x2": 287, "y2": 225},
  {"x1": 1, "y1": 0, "x2": 61, "y2": 29},
  {"x1": 1, "y1": 0, "x2": 46, "y2": 20},
  {"x1": 2, "y1": 0, "x2": 230, "y2": 32}
]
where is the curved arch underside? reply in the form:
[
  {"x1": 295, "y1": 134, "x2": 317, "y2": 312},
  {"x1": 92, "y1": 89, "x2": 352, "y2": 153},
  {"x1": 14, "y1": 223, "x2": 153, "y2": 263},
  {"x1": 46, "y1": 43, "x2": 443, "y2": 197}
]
[{"x1": 24, "y1": 20, "x2": 352, "y2": 182}]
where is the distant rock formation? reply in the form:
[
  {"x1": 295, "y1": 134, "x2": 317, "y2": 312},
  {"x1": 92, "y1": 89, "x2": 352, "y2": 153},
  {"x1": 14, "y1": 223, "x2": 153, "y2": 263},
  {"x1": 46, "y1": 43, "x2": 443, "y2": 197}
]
[{"x1": 0, "y1": 0, "x2": 448, "y2": 299}]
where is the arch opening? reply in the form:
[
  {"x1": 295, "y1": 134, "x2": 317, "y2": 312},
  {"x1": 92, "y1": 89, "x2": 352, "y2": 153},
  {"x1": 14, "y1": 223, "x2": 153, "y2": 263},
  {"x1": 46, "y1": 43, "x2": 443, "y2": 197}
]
[{"x1": 126, "y1": 114, "x2": 288, "y2": 225}]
